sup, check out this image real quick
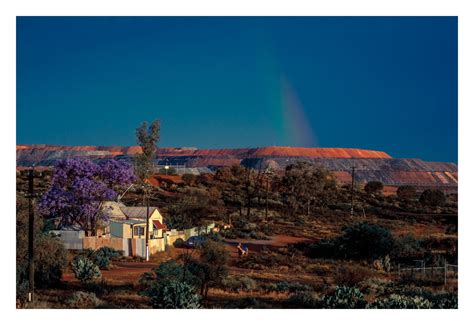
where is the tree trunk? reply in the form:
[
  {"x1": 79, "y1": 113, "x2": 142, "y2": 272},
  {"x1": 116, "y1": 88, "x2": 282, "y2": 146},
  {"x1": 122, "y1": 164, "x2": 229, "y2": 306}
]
[
  {"x1": 91, "y1": 218, "x2": 97, "y2": 236},
  {"x1": 200, "y1": 282, "x2": 206, "y2": 296}
]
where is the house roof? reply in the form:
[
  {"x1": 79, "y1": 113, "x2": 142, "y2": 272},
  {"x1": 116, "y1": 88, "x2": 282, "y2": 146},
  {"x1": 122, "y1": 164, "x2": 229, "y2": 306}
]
[
  {"x1": 120, "y1": 206, "x2": 159, "y2": 220},
  {"x1": 121, "y1": 219, "x2": 146, "y2": 225},
  {"x1": 102, "y1": 201, "x2": 127, "y2": 219},
  {"x1": 153, "y1": 220, "x2": 167, "y2": 230}
]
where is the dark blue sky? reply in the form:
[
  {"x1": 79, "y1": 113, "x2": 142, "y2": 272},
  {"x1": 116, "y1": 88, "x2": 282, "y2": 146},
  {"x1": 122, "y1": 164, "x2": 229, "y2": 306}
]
[{"x1": 17, "y1": 17, "x2": 457, "y2": 163}]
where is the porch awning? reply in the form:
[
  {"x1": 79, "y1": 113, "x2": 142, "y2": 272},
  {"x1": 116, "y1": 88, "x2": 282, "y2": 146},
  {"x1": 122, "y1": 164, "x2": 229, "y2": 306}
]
[{"x1": 153, "y1": 220, "x2": 167, "y2": 230}]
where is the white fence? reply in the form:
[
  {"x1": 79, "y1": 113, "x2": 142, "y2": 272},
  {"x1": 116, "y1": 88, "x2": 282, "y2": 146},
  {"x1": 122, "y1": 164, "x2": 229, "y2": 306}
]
[{"x1": 397, "y1": 262, "x2": 458, "y2": 285}]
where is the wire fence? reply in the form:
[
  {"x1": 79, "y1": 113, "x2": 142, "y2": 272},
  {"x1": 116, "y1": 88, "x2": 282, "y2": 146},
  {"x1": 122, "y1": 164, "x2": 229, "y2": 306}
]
[{"x1": 397, "y1": 261, "x2": 458, "y2": 285}]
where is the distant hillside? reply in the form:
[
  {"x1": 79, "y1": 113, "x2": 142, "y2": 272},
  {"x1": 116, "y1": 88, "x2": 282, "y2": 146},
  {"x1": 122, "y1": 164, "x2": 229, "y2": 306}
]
[{"x1": 16, "y1": 145, "x2": 457, "y2": 190}]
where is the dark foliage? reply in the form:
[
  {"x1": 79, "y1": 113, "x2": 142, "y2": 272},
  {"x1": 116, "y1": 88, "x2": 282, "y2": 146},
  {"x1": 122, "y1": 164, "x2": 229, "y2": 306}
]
[
  {"x1": 17, "y1": 197, "x2": 68, "y2": 300},
  {"x1": 396, "y1": 185, "x2": 417, "y2": 201},
  {"x1": 339, "y1": 222, "x2": 395, "y2": 260},
  {"x1": 364, "y1": 181, "x2": 384, "y2": 194},
  {"x1": 419, "y1": 189, "x2": 446, "y2": 207}
]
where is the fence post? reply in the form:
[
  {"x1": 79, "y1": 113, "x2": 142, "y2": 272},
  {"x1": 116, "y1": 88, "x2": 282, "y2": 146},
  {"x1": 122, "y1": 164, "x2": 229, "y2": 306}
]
[
  {"x1": 398, "y1": 264, "x2": 400, "y2": 277},
  {"x1": 423, "y1": 260, "x2": 426, "y2": 279},
  {"x1": 444, "y1": 258, "x2": 448, "y2": 286}
]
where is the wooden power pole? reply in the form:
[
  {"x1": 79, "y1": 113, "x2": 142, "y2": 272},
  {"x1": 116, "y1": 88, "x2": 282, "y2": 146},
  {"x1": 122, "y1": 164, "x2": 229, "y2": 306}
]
[
  {"x1": 144, "y1": 185, "x2": 150, "y2": 261},
  {"x1": 26, "y1": 166, "x2": 36, "y2": 302},
  {"x1": 350, "y1": 166, "x2": 355, "y2": 217}
]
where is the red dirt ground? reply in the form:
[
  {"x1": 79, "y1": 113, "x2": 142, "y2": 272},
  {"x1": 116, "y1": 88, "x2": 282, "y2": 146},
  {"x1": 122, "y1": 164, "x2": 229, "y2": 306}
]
[{"x1": 62, "y1": 235, "x2": 309, "y2": 284}]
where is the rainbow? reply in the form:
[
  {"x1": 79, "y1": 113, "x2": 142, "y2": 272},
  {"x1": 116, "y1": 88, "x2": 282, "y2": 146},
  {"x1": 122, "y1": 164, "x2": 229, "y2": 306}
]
[
  {"x1": 258, "y1": 43, "x2": 317, "y2": 147},
  {"x1": 279, "y1": 75, "x2": 318, "y2": 147}
]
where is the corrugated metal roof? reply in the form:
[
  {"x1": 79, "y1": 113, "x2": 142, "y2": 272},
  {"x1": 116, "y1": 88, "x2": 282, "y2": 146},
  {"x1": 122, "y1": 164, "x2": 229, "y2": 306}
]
[
  {"x1": 120, "y1": 206, "x2": 158, "y2": 220},
  {"x1": 103, "y1": 201, "x2": 127, "y2": 219},
  {"x1": 113, "y1": 219, "x2": 145, "y2": 225}
]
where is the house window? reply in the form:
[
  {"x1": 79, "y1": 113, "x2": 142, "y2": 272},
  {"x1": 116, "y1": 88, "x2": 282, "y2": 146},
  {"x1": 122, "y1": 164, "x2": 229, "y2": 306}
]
[{"x1": 134, "y1": 226, "x2": 145, "y2": 237}]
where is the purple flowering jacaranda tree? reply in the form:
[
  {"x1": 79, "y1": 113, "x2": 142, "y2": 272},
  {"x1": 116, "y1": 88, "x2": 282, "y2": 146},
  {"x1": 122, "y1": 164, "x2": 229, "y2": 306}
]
[{"x1": 38, "y1": 158, "x2": 136, "y2": 236}]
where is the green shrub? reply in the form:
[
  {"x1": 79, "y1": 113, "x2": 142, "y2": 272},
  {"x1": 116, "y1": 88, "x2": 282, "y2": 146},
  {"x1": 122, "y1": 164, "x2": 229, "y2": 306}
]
[
  {"x1": 92, "y1": 252, "x2": 109, "y2": 268},
  {"x1": 391, "y1": 235, "x2": 425, "y2": 262},
  {"x1": 33, "y1": 235, "x2": 68, "y2": 285},
  {"x1": 288, "y1": 291, "x2": 321, "y2": 308},
  {"x1": 419, "y1": 189, "x2": 446, "y2": 207},
  {"x1": 397, "y1": 185, "x2": 417, "y2": 201},
  {"x1": 321, "y1": 286, "x2": 367, "y2": 308},
  {"x1": 224, "y1": 297, "x2": 269, "y2": 309},
  {"x1": 71, "y1": 256, "x2": 101, "y2": 283},
  {"x1": 334, "y1": 265, "x2": 373, "y2": 287},
  {"x1": 368, "y1": 294, "x2": 433, "y2": 309},
  {"x1": 67, "y1": 291, "x2": 102, "y2": 308},
  {"x1": 140, "y1": 260, "x2": 199, "y2": 291},
  {"x1": 430, "y1": 293, "x2": 458, "y2": 309},
  {"x1": 221, "y1": 276, "x2": 257, "y2": 292},
  {"x1": 305, "y1": 239, "x2": 340, "y2": 259},
  {"x1": 364, "y1": 181, "x2": 384, "y2": 194},
  {"x1": 17, "y1": 199, "x2": 68, "y2": 300},
  {"x1": 260, "y1": 282, "x2": 278, "y2": 292},
  {"x1": 340, "y1": 222, "x2": 394, "y2": 260},
  {"x1": 402, "y1": 289, "x2": 458, "y2": 309},
  {"x1": 173, "y1": 238, "x2": 185, "y2": 248},
  {"x1": 182, "y1": 173, "x2": 196, "y2": 185},
  {"x1": 275, "y1": 281, "x2": 312, "y2": 293},
  {"x1": 146, "y1": 280, "x2": 201, "y2": 309}
]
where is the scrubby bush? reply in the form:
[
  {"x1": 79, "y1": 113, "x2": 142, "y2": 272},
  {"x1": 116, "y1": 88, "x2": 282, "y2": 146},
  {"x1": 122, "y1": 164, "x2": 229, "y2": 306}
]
[
  {"x1": 188, "y1": 240, "x2": 230, "y2": 298},
  {"x1": 25, "y1": 234, "x2": 68, "y2": 287},
  {"x1": 419, "y1": 189, "x2": 446, "y2": 207},
  {"x1": 146, "y1": 280, "x2": 201, "y2": 309},
  {"x1": 275, "y1": 281, "x2": 312, "y2": 293},
  {"x1": 67, "y1": 291, "x2": 102, "y2": 308},
  {"x1": 391, "y1": 235, "x2": 425, "y2": 262},
  {"x1": 288, "y1": 291, "x2": 321, "y2": 308},
  {"x1": 364, "y1": 181, "x2": 384, "y2": 194},
  {"x1": 140, "y1": 260, "x2": 199, "y2": 291},
  {"x1": 397, "y1": 185, "x2": 417, "y2": 201},
  {"x1": 71, "y1": 256, "x2": 101, "y2": 283},
  {"x1": 173, "y1": 238, "x2": 185, "y2": 248},
  {"x1": 321, "y1": 286, "x2": 367, "y2": 309},
  {"x1": 360, "y1": 278, "x2": 391, "y2": 297},
  {"x1": 334, "y1": 265, "x2": 373, "y2": 287},
  {"x1": 205, "y1": 231, "x2": 224, "y2": 242},
  {"x1": 430, "y1": 292, "x2": 458, "y2": 309},
  {"x1": 221, "y1": 276, "x2": 257, "y2": 292},
  {"x1": 182, "y1": 173, "x2": 196, "y2": 185},
  {"x1": 224, "y1": 297, "x2": 270, "y2": 309},
  {"x1": 401, "y1": 289, "x2": 457, "y2": 309},
  {"x1": 17, "y1": 197, "x2": 68, "y2": 300},
  {"x1": 305, "y1": 239, "x2": 340, "y2": 259},
  {"x1": 89, "y1": 247, "x2": 122, "y2": 269},
  {"x1": 340, "y1": 222, "x2": 394, "y2": 260},
  {"x1": 368, "y1": 294, "x2": 433, "y2": 309}
]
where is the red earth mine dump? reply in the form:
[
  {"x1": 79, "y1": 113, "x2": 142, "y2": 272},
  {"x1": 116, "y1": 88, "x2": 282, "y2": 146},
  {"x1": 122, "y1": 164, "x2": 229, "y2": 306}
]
[{"x1": 16, "y1": 144, "x2": 457, "y2": 190}]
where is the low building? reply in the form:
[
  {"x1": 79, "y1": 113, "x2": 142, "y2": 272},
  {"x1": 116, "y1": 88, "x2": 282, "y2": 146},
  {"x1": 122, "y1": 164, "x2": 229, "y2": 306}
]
[{"x1": 109, "y1": 206, "x2": 167, "y2": 240}]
